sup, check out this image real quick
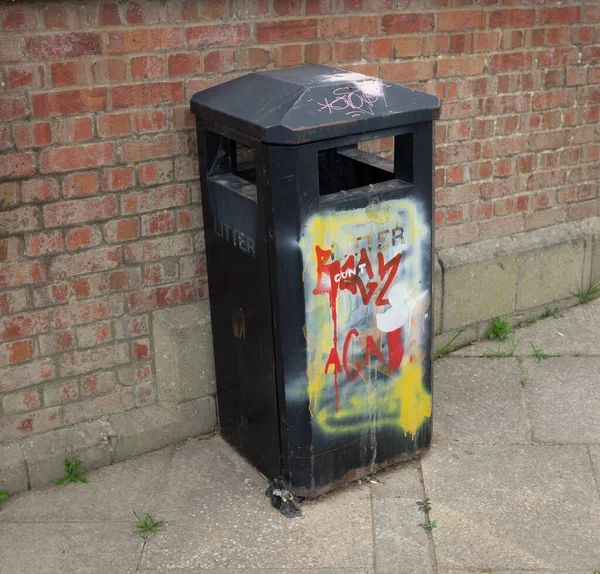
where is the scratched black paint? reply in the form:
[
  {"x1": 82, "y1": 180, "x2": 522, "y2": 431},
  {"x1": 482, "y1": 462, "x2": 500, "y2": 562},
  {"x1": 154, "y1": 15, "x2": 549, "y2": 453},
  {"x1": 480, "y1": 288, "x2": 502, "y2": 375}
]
[{"x1": 192, "y1": 65, "x2": 440, "y2": 497}]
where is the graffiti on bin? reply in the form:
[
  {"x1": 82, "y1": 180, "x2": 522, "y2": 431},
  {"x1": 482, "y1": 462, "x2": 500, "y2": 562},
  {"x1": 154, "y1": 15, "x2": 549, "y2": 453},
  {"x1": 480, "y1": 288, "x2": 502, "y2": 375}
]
[
  {"x1": 316, "y1": 82, "x2": 391, "y2": 118},
  {"x1": 300, "y1": 199, "x2": 431, "y2": 437}
]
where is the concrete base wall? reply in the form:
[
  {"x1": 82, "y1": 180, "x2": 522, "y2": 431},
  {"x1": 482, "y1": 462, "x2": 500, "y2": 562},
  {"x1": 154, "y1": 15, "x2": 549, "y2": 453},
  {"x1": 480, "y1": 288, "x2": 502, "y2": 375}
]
[
  {"x1": 434, "y1": 216, "x2": 600, "y2": 352},
  {"x1": 3, "y1": 217, "x2": 600, "y2": 493}
]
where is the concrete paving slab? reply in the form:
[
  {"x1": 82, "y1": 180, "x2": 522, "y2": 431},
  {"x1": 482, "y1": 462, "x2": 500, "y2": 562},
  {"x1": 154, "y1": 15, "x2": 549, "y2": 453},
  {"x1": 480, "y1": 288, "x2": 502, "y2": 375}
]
[
  {"x1": 0, "y1": 448, "x2": 172, "y2": 522},
  {"x1": 138, "y1": 570, "x2": 372, "y2": 573},
  {"x1": 369, "y1": 459, "x2": 422, "y2": 500},
  {"x1": 453, "y1": 298, "x2": 600, "y2": 357},
  {"x1": 140, "y1": 437, "x2": 374, "y2": 571},
  {"x1": 432, "y1": 358, "x2": 529, "y2": 444},
  {"x1": 372, "y1": 498, "x2": 433, "y2": 573},
  {"x1": 523, "y1": 357, "x2": 600, "y2": 444},
  {"x1": 587, "y1": 446, "x2": 600, "y2": 498},
  {"x1": 0, "y1": 522, "x2": 142, "y2": 574},
  {"x1": 421, "y1": 444, "x2": 600, "y2": 571}
]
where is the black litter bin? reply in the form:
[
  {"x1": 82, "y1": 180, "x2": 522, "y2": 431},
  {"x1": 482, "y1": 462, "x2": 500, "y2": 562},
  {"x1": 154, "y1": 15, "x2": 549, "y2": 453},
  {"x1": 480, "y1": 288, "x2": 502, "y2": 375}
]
[{"x1": 191, "y1": 65, "x2": 440, "y2": 497}]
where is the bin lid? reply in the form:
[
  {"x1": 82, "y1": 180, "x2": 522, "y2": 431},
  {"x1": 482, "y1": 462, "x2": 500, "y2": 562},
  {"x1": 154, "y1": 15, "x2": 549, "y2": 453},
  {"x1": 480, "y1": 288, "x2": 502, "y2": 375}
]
[{"x1": 190, "y1": 65, "x2": 440, "y2": 145}]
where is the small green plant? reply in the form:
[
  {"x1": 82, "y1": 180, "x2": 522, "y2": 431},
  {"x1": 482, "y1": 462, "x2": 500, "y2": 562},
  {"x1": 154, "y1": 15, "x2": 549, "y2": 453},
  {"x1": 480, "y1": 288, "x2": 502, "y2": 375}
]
[
  {"x1": 539, "y1": 307, "x2": 559, "y2": 320},
  {"x1": 0, "y1": 490, "x2": 9, "y2": 503},
  {"x1": 56, "y1": 457, "x2": 88, "y2": 484},
  {"x1": 517, "y1": 316, "x2": 537, "y2": 328},
  {"x1": 520, "y1": 376, "x2": 531, "y2": 387},
  {"x1": 487, "y1": 317, "x2": 514, "y2": 341},
  {"x1": 530, "y1": 343, "x2": 559, "y2": 362},
  {"x1": 572, "y1": 276, "x2": 600, "y2": 304},
  {"x1": 133, "y1": 511, "x2": 171, "y2": 539},
  {"x1": 487, "y1": 338, "x2": 520, "y2": 358},
  {"x1": 420, "y1": 520, "x2": 437, "y2": 532},
  {"x1": 416, "y1": 498, "x2": 432, "y2": 513},
  {"x1": 434, "y1": 330, "x2": 465, "y2": 360}
]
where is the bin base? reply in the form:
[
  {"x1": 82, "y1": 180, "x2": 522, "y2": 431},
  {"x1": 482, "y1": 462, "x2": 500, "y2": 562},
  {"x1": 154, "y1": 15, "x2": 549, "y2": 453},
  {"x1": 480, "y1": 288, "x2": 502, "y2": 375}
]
[{"x1": 289, "y1": 450, "x2": 424, "y2": 499}]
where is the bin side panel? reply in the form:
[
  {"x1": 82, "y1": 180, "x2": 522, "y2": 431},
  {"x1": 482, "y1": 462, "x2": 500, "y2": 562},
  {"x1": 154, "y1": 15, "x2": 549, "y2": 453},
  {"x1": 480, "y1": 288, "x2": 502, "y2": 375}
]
[{"x1": 198, "y1": 129, "x2": 282, "y2": 480}]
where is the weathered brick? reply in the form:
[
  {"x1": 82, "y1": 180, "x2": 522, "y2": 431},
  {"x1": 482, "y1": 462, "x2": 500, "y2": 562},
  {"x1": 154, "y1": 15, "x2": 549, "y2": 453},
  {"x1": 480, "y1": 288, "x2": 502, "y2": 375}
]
[
  {"x1": 128, "y1": 281, "x2": 196, "y2": 313},
  {"x1": 118, "y1": 134, "x2": 187, "y2": 162},
  {"x1": 97, "y1": 113, "x2": 132, "y2": 138},
  {"x1": 55, "y1": 117, "x2": 94, "y2": 144},
  {"x1": 0, "y1": 312, "x2": 49, "y2": 342},
  {"x1": 187, "y1": 23, "x2": 251, "y2": 47},
  {"x1": 13, "y1": 122, "x2": 52, "y2": 148},
  {"x1": 204, "y1": 49, "x2": 237, "y2": 73},
  {"x1": 50, "y1": 61, "x2": 87, "y2": 87},
  {"x1": 43, "y1": 380, "x2": 79, "y2": 407},
  {"x1": 135, "y1": 382, "x2": 155, "y2": 406},
  {"x1": 108, "y1": 268, "x2": 143, "y2": 292},
  {"x1": 0, "y1": 359, "x2": 55, "y2": 393},
  {"x1": 40, "y1": 142, "x2": 114, "y2": 173},
  {"x1": 5, "y1": 64, "x2": 45, "y2": 89},
  {"x1": 0, "y1": 339, "x2": 34, "y2": 366},
  {"x1": 132, "y1": 338, "x2": 150, "y2": 360},
  {"x1": 381, "y1": 61, "x2": 434, "y2": 82},
  {"x1": 39, "y1": 330, "x2": 75, "y2": 355},
  {"x1": 113, "y1": 315, "x2": 149, "y2": 339},
  {"x1": 130, "y1": 55, "x2": 165, "y2": 79},
  {"x1": 0, "y1": 289, "x2": 30, "y2": 317},
  {"x1": 382, "y1": 13, "x2": 433, "y2": 33},
  {"x1": 77, "y1": 321, "x2": 113, "y2": 348},
  {"x1": 112, "y1": 82, "x2": 183, "y2": 109},
  {"x1": 489, "y1": 53, "x2": 533, "y2": 72},
  {"x1": 65, "y1": 225, "x2": 103, "y2": 251},
  {"x1": 1, "y1": 207, "x2": 39, "y2": 241},
  {"x1": 125, "y1": 234, "x2": 193, "y2": 263},
  {"x1": 139, "y1": 161, "x2": 174, "y2": 186},
  {"x1": 0, "y1": 152, "x2": 36, "y2": 178},
  {"x1": 438, "y1": 55, "x2": 485, "y2": 77},
  {"x1": 71, "y1": 275, "x2": 108, "y2": 299},
  {"x1": 539, "y1": 6, "x2": 581, "y2": 25},
  {"x1": 91, "y1": 58, "x2": 127, "y2": 83},
  {"x1": 168, "y1": 52, "x2": 203, "y2": 76},
  {"x1": 104, "y1": 218, "x2": 139, "y2": 244},
  {"x1": 2, "y1": 390, "x2": 41, "y2": 415},
  {"x1": 489, "y1": 9, "x2": 535, "y2": 28},
  {"x1": 26, "y1": 33, "x2": 102, "y2": 59},
  {"x1": 64, "y1": 389, "x2": 133, "y2": 424},
  {"x1": 121, "y1": 184, "x2": 190, "y2": 215},
  {"x1": 62, "y1": 172, "x2": 99, "y2": 198},
  {"x1": 80, "y1": 372, "x2": 116, "y2": 397},
  {"x1": 0, "y1": 183, "x2": 19, "y2": 210},
  {"x1": 43, "y1": 195, "x2": 117, "y2": 228},
  {"x1": 134, "y1": 110, "x2": 168, "y2": 134},
  {"x1": 49, "y1": 246, "x2": 121, "y2": 279},
  {"x1": 60, "y1": 343, "x2": 129, "y2": 378},
  {"x1": 437, "y1": 10, "x2": 485, "y2": 31},
  {"x1": 145, "y1": 261, "x2": 178, "y2": 286},
  {"x1": 1, "y1": 4, "x2": 37, "y2": 30},
  {"x1": 102, "y1": 167, "x2": 135, "y2": 192},
  {"x1": 107, "y1": 28, "x2": 180, "y2": 53},
  {"x1": 33, "y1": 88, "x2": 107, "y2": 117},
  {"x1": 25, "y1": 231, "x2": 64, "y2": 257},
  {"x1": 321, "y1": 16, "x2": 378, "y2": 38},
  {"x1": 42, "y1": 3, "x2": 82, "y2": 29},
  {"x1": 180, "y1": 255, "x2": 207, "y2": 279},
  {"x1": 1, "y1": 406, "x2": 63, "y2": 440},
  {"x1": 0, "y1": 261, "x2": 45, "y2": 289},
  {"x1": 141, "y1": 212, "x2": 175, "y2": 236},
  {"x1": 32, "y1": 282, "x2": 70, "y2": 308}
]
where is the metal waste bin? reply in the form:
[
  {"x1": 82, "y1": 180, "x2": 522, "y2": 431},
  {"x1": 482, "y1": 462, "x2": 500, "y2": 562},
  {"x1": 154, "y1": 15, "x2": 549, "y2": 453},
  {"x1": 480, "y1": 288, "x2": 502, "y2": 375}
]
[{"x1": 191, "y1": 65, "x2": 440, "y2": 497}]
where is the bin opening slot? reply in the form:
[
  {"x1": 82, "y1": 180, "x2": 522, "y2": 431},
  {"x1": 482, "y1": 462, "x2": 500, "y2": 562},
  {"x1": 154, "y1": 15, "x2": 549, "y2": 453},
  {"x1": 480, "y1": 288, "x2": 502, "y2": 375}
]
[
  {"x1": 318, "y1": 134, "x2": 413, "y2": 197},
  {"x1": 232, "y1": 141, "x2": 257, "y2": 185}
]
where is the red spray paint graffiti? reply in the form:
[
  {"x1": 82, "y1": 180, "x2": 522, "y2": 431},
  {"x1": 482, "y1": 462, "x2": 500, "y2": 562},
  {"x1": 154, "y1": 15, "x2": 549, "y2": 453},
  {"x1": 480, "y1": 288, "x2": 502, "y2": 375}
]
[{"x1": 312, "y1": 245, "x2": 404, "y2": 411}]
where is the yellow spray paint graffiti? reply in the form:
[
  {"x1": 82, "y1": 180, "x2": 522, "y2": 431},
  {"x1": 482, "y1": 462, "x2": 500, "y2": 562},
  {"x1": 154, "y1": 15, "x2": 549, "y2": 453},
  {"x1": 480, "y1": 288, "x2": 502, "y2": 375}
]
[{"x1": 300, "y1": 198, "x2": 432, "y2": 437}]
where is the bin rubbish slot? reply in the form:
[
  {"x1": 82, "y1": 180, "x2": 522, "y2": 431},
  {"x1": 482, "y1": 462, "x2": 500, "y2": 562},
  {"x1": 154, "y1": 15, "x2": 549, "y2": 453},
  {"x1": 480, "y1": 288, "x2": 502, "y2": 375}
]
[{"x1": 318, "y1": 133, "x2": 414, "y2": 198}]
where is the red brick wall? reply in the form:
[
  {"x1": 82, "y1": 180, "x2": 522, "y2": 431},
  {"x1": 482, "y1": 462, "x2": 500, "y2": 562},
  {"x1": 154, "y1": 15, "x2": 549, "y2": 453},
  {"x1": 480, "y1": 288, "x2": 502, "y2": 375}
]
[{"x1": 1, "y1": 0, "x2": 599, "y2": 441}]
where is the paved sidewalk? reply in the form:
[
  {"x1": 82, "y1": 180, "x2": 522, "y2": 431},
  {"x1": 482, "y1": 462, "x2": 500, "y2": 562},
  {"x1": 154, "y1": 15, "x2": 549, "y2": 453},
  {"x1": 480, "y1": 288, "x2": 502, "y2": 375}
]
[{"x1": 1, "y1": 300, "x2": 600, "y2": 573}]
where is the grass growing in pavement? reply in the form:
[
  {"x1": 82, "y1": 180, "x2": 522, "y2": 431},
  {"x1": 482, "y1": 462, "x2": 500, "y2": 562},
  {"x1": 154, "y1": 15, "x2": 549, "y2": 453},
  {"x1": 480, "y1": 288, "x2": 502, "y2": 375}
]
[
  {"x1": 539, "y1": 307, "x2": 560, "y2": 320},
  {"x1": 0, "y1": 490, "x2": 9, "y2": 503},
  {"x1": 487, "y1": 316, "x2": 514, "y2": 341},
  {"x1": 572, "y1": 277, "x2": 600, "y2": 304},
  {"x1": 530, "y1": 343, "x2": 560, "y2": 362},
  {"x1": 416, "y1": 498, "x2": 437, "y2": 532},
  {"x1": 55, "y1": 457, "x2": 88, "y2": 484},
  {"x1": 133, "y1": 511, "x2": 171, "y2": 539},
  {"x1": 434, "y1": 330, "x2": 465, "y2": 360}
]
